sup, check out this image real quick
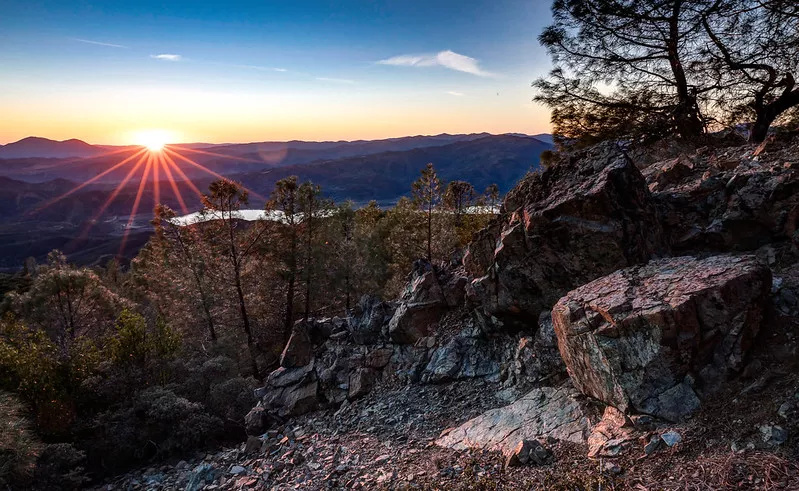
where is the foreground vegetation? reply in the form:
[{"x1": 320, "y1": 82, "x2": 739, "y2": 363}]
[{"x1": 0, "y1": 164, "x2": 498, "y2": 488}]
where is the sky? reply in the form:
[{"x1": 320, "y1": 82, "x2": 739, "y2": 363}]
[{"x1": 0, "y1": 0, "x2": 555, "y2": 145}]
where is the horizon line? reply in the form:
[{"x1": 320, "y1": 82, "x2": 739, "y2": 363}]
[{"x1": 0, "y1": 131, "x2": 553, "y2": 147}]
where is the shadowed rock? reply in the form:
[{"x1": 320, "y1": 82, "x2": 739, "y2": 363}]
[{"x1": 473, "y1": 142, "x2": 669, "y2": 328}]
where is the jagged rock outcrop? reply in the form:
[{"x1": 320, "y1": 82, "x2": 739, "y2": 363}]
[
  {"x1": 644, "y1": 145, "x2": 799, "y2": 253},
  {"x1": 347, "y1": 295, "x2": 395, "y2": 345},
  {"x1": 436, "y1": 385, "x2": 600, "y2": 454},
  {"x1": 387, "y1": 259, "x2": 468, "y2": 344},
  {"x1": 552, "y1": 254, "x2": 771, "y2": 421},
  {"x1": 473, "y1": 143, "x2": 669, "y2": 328}
]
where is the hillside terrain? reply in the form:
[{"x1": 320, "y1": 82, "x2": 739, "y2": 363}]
[{"x1": 97, "y1": 134, "x2": 799, "y2": 490}]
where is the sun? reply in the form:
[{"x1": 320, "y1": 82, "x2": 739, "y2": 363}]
[{"x1": 132, "y1": 129, "x2": 174, "y2": 152}]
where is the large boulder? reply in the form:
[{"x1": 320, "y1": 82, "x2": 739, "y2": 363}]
[
  {"x1": 552, "y1": 255, "x2": 771, "y2": 421},
  {"x1": 474, "y1": 143, "x2": 669, "y2": 327},
  {"x1": 436, "y1": 385, "x2": 600, "y2": 454}
]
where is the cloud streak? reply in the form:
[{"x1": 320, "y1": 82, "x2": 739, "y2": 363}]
[
  {"x1": 151, "y1": 54, "x2": 182, "y2": 61},
  {"x1": 70, "y1": 38, "x2": 127, "y2": 48},
  {"x1": 447, "y1": 91, "x2": 465, "y2": 96},
  {"x1": 377, "y1": 50, "x2": 495, "y2": 77},
  {"x1": 316, "y1": 77, "x2": 356, "y2": 84}
]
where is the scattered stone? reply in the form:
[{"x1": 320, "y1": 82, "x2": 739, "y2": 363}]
[
  {"x1": 644, "y1": 436, "x2": 662, "y2": 455},
  {"x1": 760, "y1": 425, "x2": 789, "y2": 446},
  {"x1": 661, "y1": 430, "x2": 682, "y2": 447},
  {"x1": 229, "y1": 465, "x2": 247, "y2": 475},
  {"x1": 185, "y1": 464, "x2": 216, "y2": 491}
]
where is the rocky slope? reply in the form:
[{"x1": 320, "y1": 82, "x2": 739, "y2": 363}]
[{"x1": 96, "y1": 135, "x2": 799, "y2": 490}]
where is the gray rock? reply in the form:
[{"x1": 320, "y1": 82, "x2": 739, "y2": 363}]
[
  {"x1": 348, "y1": 295, "x2": 394, "y2": 345},
  {"x1": 504, "y1": 439, "x2": 551, "y2": 468},
  {"x1": 244, "y1": 405, "x2": 268, "y2": 436},
  {"x1": 436, "y1": 385, "x2": 599, "y2": 454},
  {"x1": 760, "y1": 425, "x2": 788, "y2": 446},
  {"x1": 421, "y1": 334, "x2": 508, "y2": 384},
  {"x1": 266, "y1": 363, "x2": 315, "y2": 388},
  {"x1": 644, "y1": 436, "x2": 662, "y2": 455},
  {"x1": 229, "y1": 465, "x2": 247, "y2": 475},
  {"x1": 185, "y1": 464, "x2": 216, "y2": 491},
  {"x1": 388, "y1": 301, "x2": 444, "y2": 344},
  {"x1": 348, "y1": 368, "x2": 378, "y2": 400},
  {"x1": 661, "y1": 430, "x2": 682, "y2": 447},
  {"x1": 280, "y1": 325, "x2": 313, "y2": 368},
  {"x1": 553, "y1": 255, "x2": 770, "y2": 421}
]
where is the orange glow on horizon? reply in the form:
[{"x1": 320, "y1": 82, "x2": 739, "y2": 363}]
[{"x1": 32, "y1": 139, "x2": 266, "y2": 259}]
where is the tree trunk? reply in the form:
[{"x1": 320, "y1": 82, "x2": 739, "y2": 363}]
[
  {"x1": 304, "y1": 208, "x2": 313, "y2": 321},
  {"x1": 667, "y1": 0, "x2": 703, "y2": 140},
  {"x1": 750, "y1": 85, "x2": 799, "y2": 143},
  {"x1": 234, "y1": 265, "x2": 260, "y2": 379},
  {"x1": 284, "y1": 274, "x2": 295, "y2": 344},
  {"x1": 427, "y1": 202, "x2": 433, "y2": 262}
]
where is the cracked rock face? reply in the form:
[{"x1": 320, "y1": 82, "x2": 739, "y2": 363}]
[
  {"x1": 435, "y1": 385, "x2": 600, "y2": 454},
  {"x1": 474, "y1": 143, "x2": 669, "y2": 327},
  {"x1": 552, "y1": 255, "x2": 771, "y2": 421}
]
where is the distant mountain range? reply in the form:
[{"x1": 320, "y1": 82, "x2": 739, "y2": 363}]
[
  {"x1": 0, "y1": 137, "x2": 107, "y2": 159},
  {"x1": 0, "y1": 132, "x2": 552, "y2": 269}
]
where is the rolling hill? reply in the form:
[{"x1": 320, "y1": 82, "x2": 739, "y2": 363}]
[{"x1": 0, "y1": 137, "x2": 106, "y2": 159}]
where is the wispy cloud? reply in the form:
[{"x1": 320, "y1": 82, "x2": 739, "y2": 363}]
[
  {"x1": 151, "y1": 54, "x2": 182, "y2": 61},
  {"x1": 274, "y1": 68, "x2": 288, "y2": 72},
  {"x1": 316, "y1": 77, "x2": 356, "y2": 84},
  {"x1": 70, "y1": 37, "x2": 127, "y2": 48},
  {"x1": 377, "y1": 50, "x2": 495, "y2": 77},
  {"x1": 447, "y1": 91, "x2": 465, "y2": 96}
]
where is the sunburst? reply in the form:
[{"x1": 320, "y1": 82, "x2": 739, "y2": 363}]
[{"x1": 33, "y1": 136, "x2": 266, "y2": 258}]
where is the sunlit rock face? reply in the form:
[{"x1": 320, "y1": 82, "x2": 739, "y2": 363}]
[{"x1": 552, "y1": 254, "x2": 771, "y2": 421}]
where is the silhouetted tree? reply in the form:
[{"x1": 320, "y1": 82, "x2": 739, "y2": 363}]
[
  {"x1": 700, "y1": 0, "x2": 799, "y2": 141},
  {"x1": 152, "y1": 204, "x2": 217, "y2": 341},
  {"x1": 534, "y1": 0, "x2": 719, "y2": 141},
  {"x1": 297, "y1": 181, "x2": 330, "y2": 320},
  {"x1": 443, "y1": 181, "x2": 476, "y2": 227},
  {"x1": 411, "y1": 163, "x2": 442, "y2": 261},
  {"x1": 201, "y1": 180, "x2": 265, "y2": 377},
  {"x1": 265, "y1": 176, "x2": 301, "y2": 341}
]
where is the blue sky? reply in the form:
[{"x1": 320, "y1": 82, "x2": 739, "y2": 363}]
[{"x1": 0, "y1": 0, "x2": 554, "y2": 144}]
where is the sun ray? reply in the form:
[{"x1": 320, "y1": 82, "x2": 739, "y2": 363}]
[
  {"x1": 158, "y1": 152, "x2": 188, "y2": 214},
  {"x1": 164, "y1": 147, "x2": 266, "y2": 202},
  {"x1": 162, "y1": 151, "x2": 204, "y2": 200},
  {"x1": 119, "y1": 154, "x2": 154, "y2": 255},
  {"x1": 73, "y1": 152, "x2": 149, "y2": 242},
  {"x1": 30, "y1": 147, "x2": 148, "y2": 215},
  {"x1": 165, "y1": 144, "x2": 263, "y2": 163},
  {"x1": 39, "y1": 146, "x2": 143, "y2": 170},
  {"x1": 151, "y1": 152, "x2": 161, "y2": 207}
]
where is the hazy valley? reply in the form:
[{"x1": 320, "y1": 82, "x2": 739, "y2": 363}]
[{"x1": 0, "y1": 133, "x2": 551, "y2": 269}]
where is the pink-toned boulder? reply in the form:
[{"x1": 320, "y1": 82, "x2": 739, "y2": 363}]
[{"x1": 552, "y1": 255, "x2": 771, "y2": 421}]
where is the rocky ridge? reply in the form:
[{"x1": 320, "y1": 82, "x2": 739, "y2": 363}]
[{"x1": 96, "y1": 136, "x2": 799, "y2": 490}]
